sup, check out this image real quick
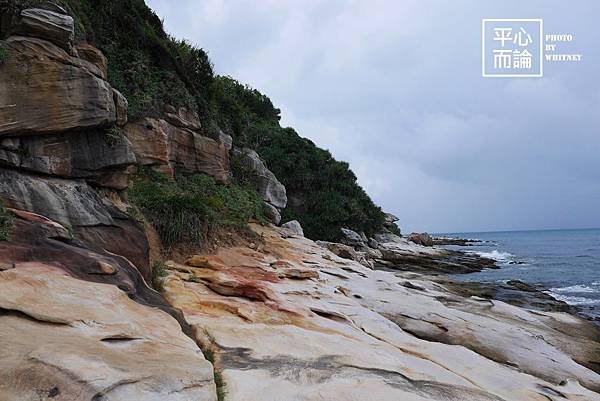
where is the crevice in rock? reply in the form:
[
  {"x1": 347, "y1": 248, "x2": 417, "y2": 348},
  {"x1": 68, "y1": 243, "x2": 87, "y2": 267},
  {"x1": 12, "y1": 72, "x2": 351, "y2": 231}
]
[{"x1": 0, "y1": 307, "x2": 70, "y2": 326}]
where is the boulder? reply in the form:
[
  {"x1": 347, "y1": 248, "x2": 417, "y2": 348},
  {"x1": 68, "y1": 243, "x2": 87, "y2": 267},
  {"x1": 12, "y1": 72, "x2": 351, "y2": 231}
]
[
  {"x1": 408, "y1": 232, "x2": 434, "y2": 247},
  {"x1": 263, "y1": 202, "x2": 281, "y2": 225},
  {"x1": 383, "y1": 212, "x2": 401, "y2": 234},
  {"x1": 74, "y1": 42, "x2": 108, "y2": 79},
  {"x1": 340, "y1": 227, "x2": 365, "y2": 247},
  {"x1": 0, "y1": 36, "x2": 116, "y2": 137},
  {"x1": 316, "y1": 241, "x2": 373, "y2": 268},
  {"x1": 281, "y1": 220, "x2": 304, "y2": 237},
  {"x1": 123, "y1": 118, "x2": 171, "y2": 173},
  {"x1": 367, "y1": 238, "x2": 379, "y2": 249},
  {"x1": 232, "y1": 148, "x2": 287, "y2": 209},
  {"x1": 0, "y1": 130, "x2": 136, "y2": 190},
  {"x1": 11, "y1": 8, "x2": 74, "y2": 52}
]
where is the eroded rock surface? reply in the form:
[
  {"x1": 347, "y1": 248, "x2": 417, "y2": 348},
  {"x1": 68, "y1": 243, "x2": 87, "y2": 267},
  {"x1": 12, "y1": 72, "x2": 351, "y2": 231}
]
[
  {"x1": 0, "y1": 36, "x2": 116, "y2": 136},
  {"x1": 0, "y1": 268, "x2": 216, "y2": 401},
  {"x1": 124, "y1": 117, "x2": 230, "y2": 183},
  {"x1": 161, "y1": 224, "x2": 600, "y2": 400},
  {"x1": 232, "y1": 148, "x2": 287, "y2": 209}
]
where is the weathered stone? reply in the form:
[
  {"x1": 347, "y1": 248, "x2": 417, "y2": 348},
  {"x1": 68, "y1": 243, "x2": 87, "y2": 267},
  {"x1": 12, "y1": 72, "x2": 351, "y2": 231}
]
[
  {"x1": 165, "y1": 121, "x2": 230, "y2": 183},
  {"x1": 0, "y1": 36, "x2": 116, "y2": 137},
  {"x1": 0, "y1": 169, "x2": 151, "y2": 277},
  {"x1": 263, "y1": 202, "x2": 281, "y2": 225},
  {"x1": 163, "y1": 105, "x2": 201, "y2": 131},
  {"x1": 218, "y1": 130, "x2": 233, "y2": 151},
  {"x1": 0, "y1": 168, "x2": 113, "y2": 227},
  {"x1": 123, "y1": 118, "x2": 171, "y2": 173},
  {"x1": 125, "y1": 118, "x2": 230, "y2": 183},
  {"x1": 13, "y1": 8, "x2": 74, "y2": 52},
  {"x1": 340, "y1": 227, "x2": 364, "y2": 246},
  {"x1": 281, "y1": 220, "x2": 304, "y2": 237},
  {"x1": 368, "y1": 238, "x2": 379, "y2": 249},
  {"x1": 0, "y1": 130, "x2": 136, "y2": 190},
  {"x1": 232, "y1": 148, "x2": 287, "y2": 208},
  {"x1": 161, "y1": 224, "x2": 600, "y2": 400},
  {"x1": 0, "y1": 268, "x2": 216, "y2": 401},
  {"x1": 112, "y1": 88, "x2": 128, "y2": 126},
  {"x1": 74, "y1": 42, "x2": 108, "y2": 79},
  {"x1": 408, "y1": 232, "x2": 434, "y2": 247}
]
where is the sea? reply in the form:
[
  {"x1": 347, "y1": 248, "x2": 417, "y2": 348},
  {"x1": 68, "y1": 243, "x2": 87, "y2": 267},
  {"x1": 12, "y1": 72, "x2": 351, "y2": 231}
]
[{"x1": 440, "y1": 228, "x2": 600, "y2": 319}]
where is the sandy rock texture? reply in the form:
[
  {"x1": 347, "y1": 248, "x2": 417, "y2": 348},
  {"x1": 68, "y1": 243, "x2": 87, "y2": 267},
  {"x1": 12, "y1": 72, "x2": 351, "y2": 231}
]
[
  {"x1": 162, "y1": 224, "x2": 600, "y2": 401},
  {"x1": 0, "y1": 210, "x2": 217, "y2": 401},
  {"x1": 0, "y1": 36, "x2": 116, "y2": 136}
]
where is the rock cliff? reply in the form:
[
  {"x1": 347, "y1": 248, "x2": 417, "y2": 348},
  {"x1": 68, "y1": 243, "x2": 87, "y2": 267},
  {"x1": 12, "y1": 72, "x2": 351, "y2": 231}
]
[{"x1": 0, "y1": 3, "x2": 599, "y2": 401}]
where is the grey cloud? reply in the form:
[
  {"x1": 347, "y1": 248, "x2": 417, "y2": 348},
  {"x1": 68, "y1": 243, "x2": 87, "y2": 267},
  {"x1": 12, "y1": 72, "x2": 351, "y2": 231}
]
[{"x1": 147, "y1": 0, "x2": 600, "y2": 233}]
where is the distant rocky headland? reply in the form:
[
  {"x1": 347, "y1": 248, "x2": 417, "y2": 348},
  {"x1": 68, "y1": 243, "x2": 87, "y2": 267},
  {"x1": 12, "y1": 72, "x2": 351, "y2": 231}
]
[{"x1": 0, "y1": 2, "x2": 599, "y2": 401}]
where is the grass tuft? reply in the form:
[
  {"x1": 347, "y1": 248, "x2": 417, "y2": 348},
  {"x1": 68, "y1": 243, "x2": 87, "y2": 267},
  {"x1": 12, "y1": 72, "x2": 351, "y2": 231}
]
[
  {"x1": 0, "y1": 202, "x2": 14, "y2": 241},
  {"x1": 150, "y1": 261, "x2": 168, "y2": 292}
]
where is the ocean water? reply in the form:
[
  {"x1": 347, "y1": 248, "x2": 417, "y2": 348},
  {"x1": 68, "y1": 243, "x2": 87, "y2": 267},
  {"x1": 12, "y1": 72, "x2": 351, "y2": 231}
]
[{"x1": 440, "y1": 229, "x2": 600, "y2": 318}]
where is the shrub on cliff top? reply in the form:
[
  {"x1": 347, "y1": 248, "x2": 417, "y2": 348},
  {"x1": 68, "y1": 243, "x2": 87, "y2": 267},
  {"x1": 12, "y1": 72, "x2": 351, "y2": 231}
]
[
  {"x1": 1, "y1": 0, "x2": 387, "y2": 241},
  {"x1": 128, "y1": 168, "x2": 267, "y2": 248}
]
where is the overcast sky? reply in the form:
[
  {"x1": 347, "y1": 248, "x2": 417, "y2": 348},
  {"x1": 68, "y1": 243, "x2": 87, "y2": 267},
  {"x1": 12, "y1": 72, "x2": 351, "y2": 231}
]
[{"x1": 146, "y1": 0, "x2": 600, "y2": 233}]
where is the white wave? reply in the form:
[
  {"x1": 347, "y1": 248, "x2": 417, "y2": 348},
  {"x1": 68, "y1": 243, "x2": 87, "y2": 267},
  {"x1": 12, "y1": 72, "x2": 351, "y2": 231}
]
[
  {"x1": 469, "y1": 250, "x2": 514, "y2": 262},
  {"x1": 549, "y1": 285, "x2": 597, "y2": 294},
  {"x1": 549, "y1": 293, "x2": 600, "y2": 306}
]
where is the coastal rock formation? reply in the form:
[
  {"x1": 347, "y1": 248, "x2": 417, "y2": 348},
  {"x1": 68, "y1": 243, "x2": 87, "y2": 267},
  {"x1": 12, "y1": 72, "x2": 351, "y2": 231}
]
[
  {"x1": 282, "y1": 220, "x2": 304, "y2": 237},
  {"x1": 232, "y1": 148, "x2": 287, "y2": 209},
  {"x1": 124, "y1": 117, "x2": 230, "y2": 183},
  {"x1": 0, "y1": 268, "x2": 216, "y2": 400},
  {"x1": 0, "y1": 36, "x2": 116, "y2": 136},
  {"x1": 0, "y1": 130, "x2": 136, "y2": 189},
  {"x1": 408, "y1": 232, "x2": 435, "y2": 247},
  {"x1": 0, "y1": 169, "x2": 150, "y2": 277},
  {"x1": 161, "y1": 224, "x2": 600, "y2": 401},
  {"x1": 9, "y1": 8, "x2": 74, "y2": 52},
  {"x1": 374, "y1": 232, "x2": 496, "y2": 273}
]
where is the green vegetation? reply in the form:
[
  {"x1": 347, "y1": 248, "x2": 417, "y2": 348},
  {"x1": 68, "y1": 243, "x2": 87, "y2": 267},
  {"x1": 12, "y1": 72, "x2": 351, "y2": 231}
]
[
  {"x1": 0, "y1": 202, "x2": 14, "y2": 241},
  {"x1": 0, "y1": 0, "x2": 386, "y2": 241},
  {"x1": 0, "y1": 43, "x2": 8, "y2": 64},
  {"x1": 150, "y1": 261, "x2": 167, "y2": 292},
  {"x1": 202, "y1": 341, "x2": 227, "y2": 401},
  {"x1": 128, "y1": 168, "x2": 267, "y2": 249},
  {"x1": 104, "y1": 125, "x2": 124, "y2": 146}
]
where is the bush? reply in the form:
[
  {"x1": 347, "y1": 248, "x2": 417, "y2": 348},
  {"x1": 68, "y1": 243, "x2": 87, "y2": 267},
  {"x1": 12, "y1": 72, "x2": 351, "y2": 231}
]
[
  {"x1": 128, "y1": 169, "x2": 267, "y2": 249},
  {"x1": 0, "y1": 202, "x2": 14, "y2": 241}
]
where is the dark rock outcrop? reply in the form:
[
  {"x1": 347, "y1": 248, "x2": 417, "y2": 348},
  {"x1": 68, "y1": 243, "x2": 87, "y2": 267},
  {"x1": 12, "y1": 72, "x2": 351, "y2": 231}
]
[
  {"x1": 0, "y1": 168, "x2": 150, "y2": 278},
  {"x1": 0, "y1": 130, "x2": 136, "y2": 190}
]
